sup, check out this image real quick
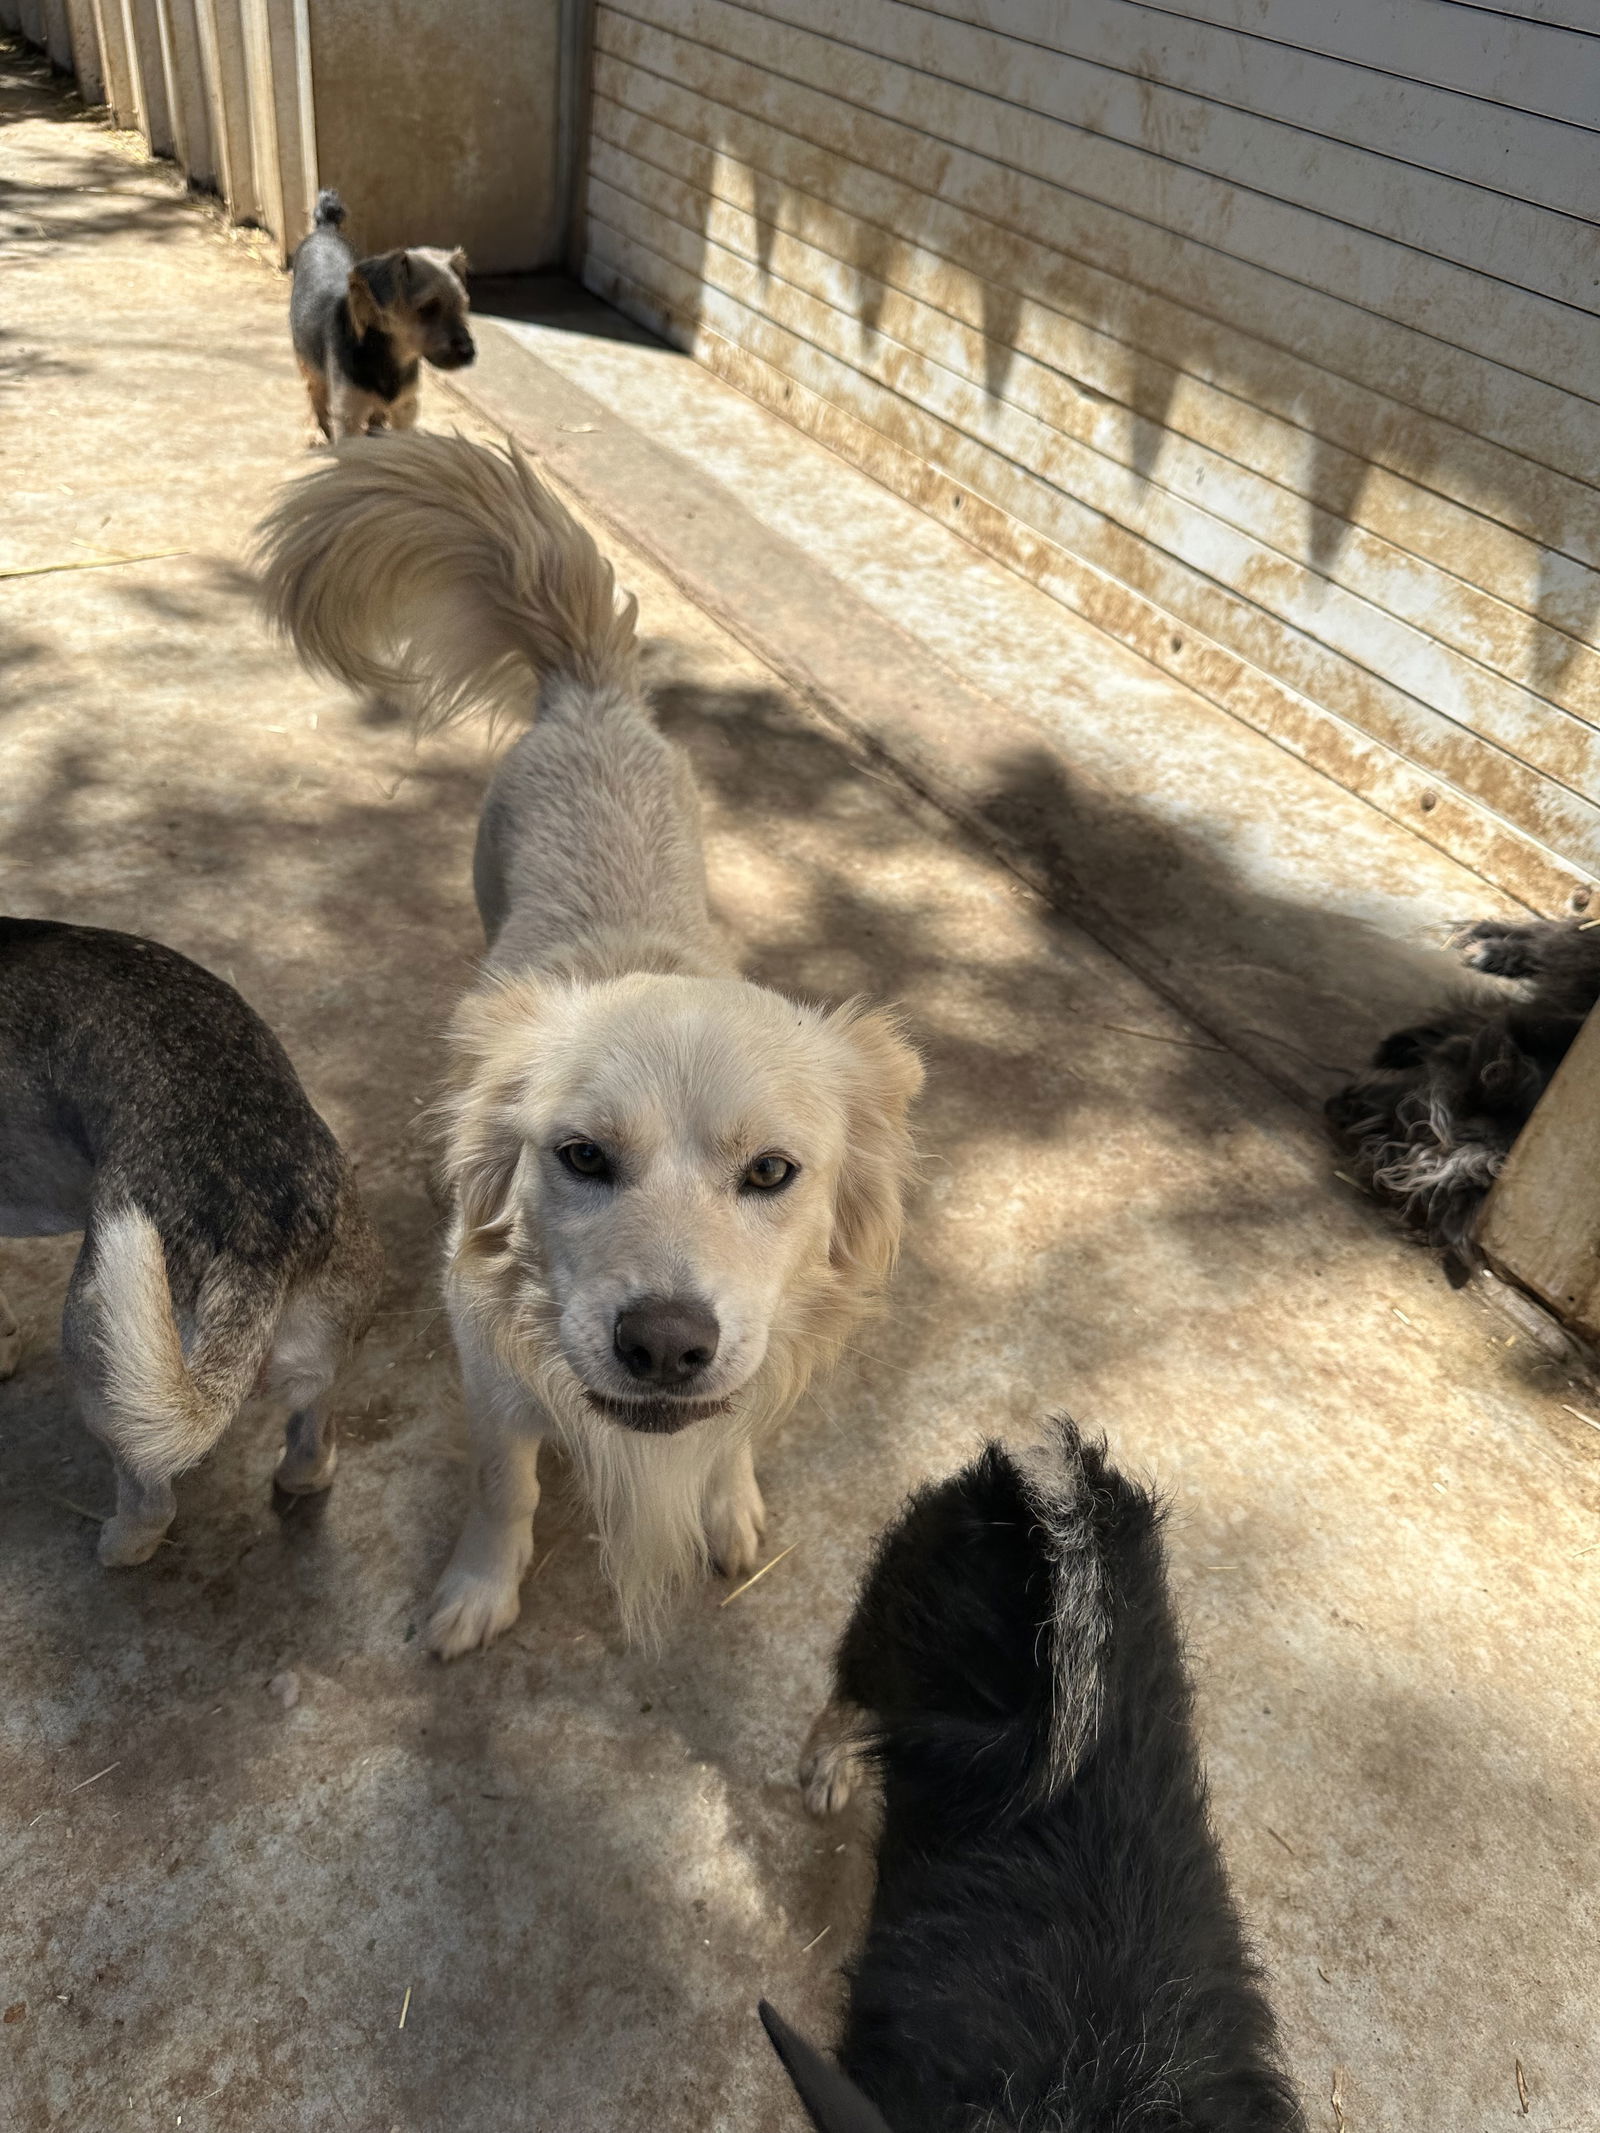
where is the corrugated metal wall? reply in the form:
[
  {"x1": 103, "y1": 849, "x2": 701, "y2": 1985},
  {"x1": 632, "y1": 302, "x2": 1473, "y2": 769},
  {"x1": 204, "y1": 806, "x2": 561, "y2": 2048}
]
[{"x1": 580, "y1": 0, "x2": 1600, "y2": 913}]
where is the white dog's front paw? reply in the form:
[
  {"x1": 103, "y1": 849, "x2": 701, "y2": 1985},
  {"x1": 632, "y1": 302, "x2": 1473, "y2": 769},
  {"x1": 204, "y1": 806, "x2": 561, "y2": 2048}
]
[
  {"x1": 98, "y1": 1514, "x2": 168, "y2": 1568},
  {"x1": 427, "y1": 1566, "x2": 525, "y2": 1658},
  {"x1": 705, "y1": 1465, "x2": 767, "y2": 1581},
  {"x1": 426, "y1": 1519, "x2": 535, "y2": 1659}
]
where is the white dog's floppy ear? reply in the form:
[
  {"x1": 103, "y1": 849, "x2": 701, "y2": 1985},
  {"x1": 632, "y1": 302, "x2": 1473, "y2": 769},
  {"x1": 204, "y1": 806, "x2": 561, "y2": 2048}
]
[
  {"x1": 441, "y1": 977, "x2": 546, "y2": 1258},
  {"x1": 758, "y1": 2001, "x2": 893, "y2": 2133},
  {"x1": 826, "y1": 1004, "x2": 924, "y2": 1294}
]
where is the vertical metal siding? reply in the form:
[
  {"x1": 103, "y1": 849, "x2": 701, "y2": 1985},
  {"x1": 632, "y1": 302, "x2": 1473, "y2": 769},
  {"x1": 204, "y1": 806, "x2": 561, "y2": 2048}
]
[{"x1": 582, "y1": 0, "x2": 1600, "y2": 911}]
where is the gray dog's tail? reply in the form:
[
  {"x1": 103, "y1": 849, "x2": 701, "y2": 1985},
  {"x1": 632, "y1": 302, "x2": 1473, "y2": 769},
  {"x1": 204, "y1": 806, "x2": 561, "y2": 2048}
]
[
  {"x1": 254, "y1": 434, "x2": 640, "y2": 731},
  {"x1": 313, "y1": 187, "x2": 346, "y2": 230},
  {"x1": 90, "y1": 1208, "x2": 286, "y2": 1480},
  {"x1": 1016, "y1": 1418, "x2": 1120, "y2": 1790}
]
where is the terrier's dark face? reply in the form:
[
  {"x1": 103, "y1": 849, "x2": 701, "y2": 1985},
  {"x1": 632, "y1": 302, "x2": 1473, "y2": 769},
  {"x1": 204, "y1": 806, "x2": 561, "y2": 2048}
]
[{"x1": 347, "y1": 245, "x2": 476, "y2": 370}]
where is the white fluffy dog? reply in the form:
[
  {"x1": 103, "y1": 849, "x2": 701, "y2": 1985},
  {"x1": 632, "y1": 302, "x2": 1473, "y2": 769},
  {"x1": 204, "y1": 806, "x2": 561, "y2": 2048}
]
[{"x1": 257, "y1": 435, "x2": 923, "y2": 1653}]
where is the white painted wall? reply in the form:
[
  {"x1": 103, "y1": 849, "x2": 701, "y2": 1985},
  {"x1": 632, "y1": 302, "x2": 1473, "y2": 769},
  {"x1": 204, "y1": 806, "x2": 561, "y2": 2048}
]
[{"x1": 14, "y1": 0, "x2": 573, "y2": 270}]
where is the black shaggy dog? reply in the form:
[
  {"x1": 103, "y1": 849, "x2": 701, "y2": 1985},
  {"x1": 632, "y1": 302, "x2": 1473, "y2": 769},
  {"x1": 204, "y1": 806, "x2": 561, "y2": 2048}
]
[
  {"x1": 1326, "y1": 917, "x2": 1600, "y2": 1282},
  {"x1": 763, "y1": 1421, "x2": 1302, "y2": 2133}
]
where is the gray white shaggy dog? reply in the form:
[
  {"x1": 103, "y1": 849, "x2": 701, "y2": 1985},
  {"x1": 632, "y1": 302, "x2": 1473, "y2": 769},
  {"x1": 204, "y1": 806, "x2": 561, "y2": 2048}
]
[
  {"x1": 1327, "y1": 916, "x2": 1600, "y2": 1282},
  {"x1": 255, "y1": 434, "x2": 923, "y2": 1653},
  {"x1": 0, "y1": 919, "x2": 381, "y2": 1565}
]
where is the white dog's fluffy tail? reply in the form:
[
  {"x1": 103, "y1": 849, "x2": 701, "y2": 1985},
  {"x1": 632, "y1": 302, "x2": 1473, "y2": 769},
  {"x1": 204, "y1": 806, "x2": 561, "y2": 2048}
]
[
  {"x1": 254, "y1": 432, "x2": 640, "y2": 731},
  {"x1": 92, "y1": 1208, "x2": 282, "y2": 1481}
]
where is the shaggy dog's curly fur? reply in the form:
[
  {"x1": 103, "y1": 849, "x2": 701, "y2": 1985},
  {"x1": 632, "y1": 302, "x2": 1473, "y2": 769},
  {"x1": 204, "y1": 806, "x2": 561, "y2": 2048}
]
[
  {"x1": 767, "y1": 1422, "x2": 1302, "y2": 2133},
  {"x1": 1326, "y1": 918, "x2": 1600, "y2": 1282}
]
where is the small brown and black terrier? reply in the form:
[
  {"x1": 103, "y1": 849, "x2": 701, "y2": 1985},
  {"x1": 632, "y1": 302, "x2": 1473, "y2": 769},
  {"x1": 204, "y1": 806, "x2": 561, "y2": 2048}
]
[{"x1": 289, "y1": 189, "x2": 475, "y2": 441}]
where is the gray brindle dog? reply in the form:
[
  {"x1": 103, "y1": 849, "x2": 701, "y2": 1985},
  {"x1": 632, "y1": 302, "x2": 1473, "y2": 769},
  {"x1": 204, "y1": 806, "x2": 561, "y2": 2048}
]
[{"x1": 0, "y1": 919, "x2": 382, "y2": 1566}]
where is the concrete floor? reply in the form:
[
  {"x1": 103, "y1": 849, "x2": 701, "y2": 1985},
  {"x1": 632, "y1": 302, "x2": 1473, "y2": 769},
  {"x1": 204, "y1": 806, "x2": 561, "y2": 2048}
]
[{"x1": 3, "y1": 42, "x2": 1599, "y2": 2133}]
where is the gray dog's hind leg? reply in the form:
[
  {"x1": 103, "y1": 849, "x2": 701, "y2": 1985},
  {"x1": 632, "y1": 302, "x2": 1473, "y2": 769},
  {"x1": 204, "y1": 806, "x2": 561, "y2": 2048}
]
[
  {"x1": 276, "y1": 1396, "x2": 338, "y2": 1494},
  {"x1": 62, "y1": 1270, "x2": 181, "y2": 1565},
  {"x1": 76, "y1": 1378, "x2": 179, "y2": 1564},
  {"x1": 0, "y1": 1286, "x2": 20, "y2": 1380},
  {"x1": 268, "y1": 1275, "x2": 362, "y2": 1494},
  {"x1": 98, "y1": 1453, "x2": 179, "y2": 1566}
]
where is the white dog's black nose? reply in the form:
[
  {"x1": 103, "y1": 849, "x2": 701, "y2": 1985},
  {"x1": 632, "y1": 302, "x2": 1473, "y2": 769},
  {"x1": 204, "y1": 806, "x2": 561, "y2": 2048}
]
[{"x1": 614, "y1": 1298, "x2": 720, "y2": 1387}]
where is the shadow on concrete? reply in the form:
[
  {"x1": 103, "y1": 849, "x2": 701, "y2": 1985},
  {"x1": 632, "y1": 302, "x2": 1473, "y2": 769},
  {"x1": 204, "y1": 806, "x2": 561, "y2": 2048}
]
[
  {"x1": 651, "y1": 662, "x2": 1469, "y2": 1116},
  {"x1": 1, "y1": 530, "x2": 1589, "y2": 2133}
]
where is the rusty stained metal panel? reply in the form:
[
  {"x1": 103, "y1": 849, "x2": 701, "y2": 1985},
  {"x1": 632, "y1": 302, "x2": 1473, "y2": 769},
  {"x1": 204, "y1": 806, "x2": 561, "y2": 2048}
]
[
  {"x1": 586, "y1": 211, "x2": 1600, "y2": 864},
  {"x1": 723, "y1": 0, "x2": 1596, "y2": 313},
  {"x1": 590, "y1": 86, "x2": 1600, "y2": 637},
  {"x1": 584, "y1": 0, "x2": 1600, "y2": 910},
  {"x1": 585, "y1": 243, "x2": 1596, "y2": 920},
  {"x1": 607, "y1": 0, "x2": 1599, "y2": 402},
  {"x1": 591, "y1": 59, "x2": 1600, "y2": 584},
  {"x1": 592, "y1": 11, "x2": 1600, "y2": 480},
  {"x1": 586, "y1": 137, "x2": 1600, "y2": 716},
  {"x1": 883, "y1": 0, "x2": 1597, "y2": 218}
]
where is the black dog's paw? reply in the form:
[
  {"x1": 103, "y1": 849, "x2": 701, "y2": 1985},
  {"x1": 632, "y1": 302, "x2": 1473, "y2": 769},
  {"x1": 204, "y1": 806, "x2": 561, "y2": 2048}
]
[
  {"x1": 1371, "y1": 1020, "x2": 1452, "y2": 1070},
  {"x1": 1455, "y1": 920, "x2": 1540, "y2": 980}
]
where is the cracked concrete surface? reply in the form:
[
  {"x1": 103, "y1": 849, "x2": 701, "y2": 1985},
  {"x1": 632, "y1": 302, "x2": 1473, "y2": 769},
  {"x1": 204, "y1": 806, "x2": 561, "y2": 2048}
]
[{"x1": 2, "y1": 44, "x2": 1598, "y2": 2133}]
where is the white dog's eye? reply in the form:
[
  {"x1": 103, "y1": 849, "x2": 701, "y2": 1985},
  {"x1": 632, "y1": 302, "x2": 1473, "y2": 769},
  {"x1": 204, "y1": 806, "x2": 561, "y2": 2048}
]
[
  {"x1": 742, "y1": 1153, "x2": 797, "y2": 1193},
  {"x1": 557, "y1": 1139, "x2": 613, "y2": 1183}
]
